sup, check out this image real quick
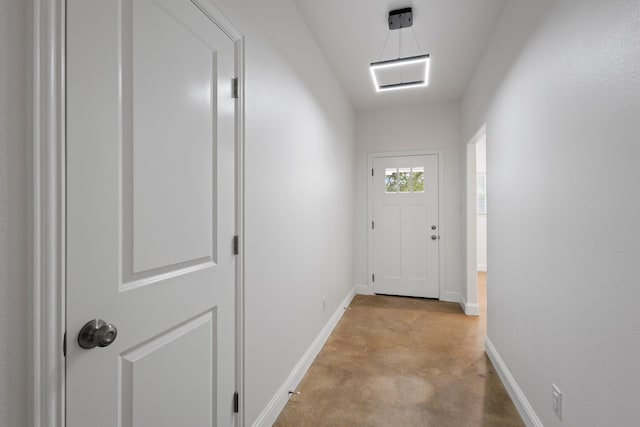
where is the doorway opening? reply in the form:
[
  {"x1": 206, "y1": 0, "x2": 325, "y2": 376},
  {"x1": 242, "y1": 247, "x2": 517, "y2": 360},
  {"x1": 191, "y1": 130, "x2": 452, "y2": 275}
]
[
  {"x1": 476, "y1": 135, "x2": 487, "y2": 319},
  {"x1": 465, "y1": 126, "x2": 487, "y2": 316}
]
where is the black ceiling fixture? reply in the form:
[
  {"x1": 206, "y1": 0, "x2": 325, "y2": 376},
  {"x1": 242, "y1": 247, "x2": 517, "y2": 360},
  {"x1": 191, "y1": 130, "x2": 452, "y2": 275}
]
[
  {"x1": 370, "y1": 7, "x2": 430, "y2": 92},
  {"x1": 388, "y1": 7, "x2": 413, "y2": 30}
]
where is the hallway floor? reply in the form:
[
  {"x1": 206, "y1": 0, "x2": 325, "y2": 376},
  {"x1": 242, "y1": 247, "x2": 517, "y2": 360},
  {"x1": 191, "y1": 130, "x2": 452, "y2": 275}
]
[{"x1": 274, "y1": 273, "x2": 524, "y2": 426}]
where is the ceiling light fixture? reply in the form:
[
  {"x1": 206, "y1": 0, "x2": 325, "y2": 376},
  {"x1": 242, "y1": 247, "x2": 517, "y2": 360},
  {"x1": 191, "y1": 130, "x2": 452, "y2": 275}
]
[{"x1": 370, "y1": 8, "x2": 430, "y2": 93}]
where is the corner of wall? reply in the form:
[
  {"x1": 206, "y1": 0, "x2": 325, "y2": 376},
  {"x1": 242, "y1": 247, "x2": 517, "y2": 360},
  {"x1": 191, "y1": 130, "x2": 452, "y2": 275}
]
[
  {"x1": 251, "y1": 287, "x2": 356, "y2": 427},
  {"x1": 459, "y1": 293, "x2": 480, "y2": 316},
  {"x1": 485, "y1": 337, "x2": 543, "y2": 427},
  {"x1": 355, "y1": 284, "x2": 372, "y2": 295}
]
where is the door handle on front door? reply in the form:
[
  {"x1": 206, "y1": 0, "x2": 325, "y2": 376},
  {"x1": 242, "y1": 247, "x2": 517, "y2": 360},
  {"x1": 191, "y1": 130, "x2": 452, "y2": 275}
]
[
  {"x1": 431, "y1": 235, "x2": 437, "y2": 240},
  {"x1": 78, "y1": 319, "x2": 118, "y2": 349}
]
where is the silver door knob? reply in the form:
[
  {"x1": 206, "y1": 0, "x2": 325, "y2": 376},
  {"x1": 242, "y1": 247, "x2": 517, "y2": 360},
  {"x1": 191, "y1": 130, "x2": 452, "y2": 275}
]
[
  {"x1": 78, "y1": 319, "x2": 118, "y2": 349},
  {"x1": 431, "y1": 235, "x2": 437, "y2": 240}
]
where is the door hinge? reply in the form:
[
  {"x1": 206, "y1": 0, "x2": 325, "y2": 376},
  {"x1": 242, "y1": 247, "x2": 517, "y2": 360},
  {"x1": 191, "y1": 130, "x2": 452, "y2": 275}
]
[
  {"x1": 233, "y1": 235, "x2": 239, "y2": 255},
  {"x1": 63, "y1": 331, "x2": 67, "y2": 357},
  {"x1": 233, "y1": 392, "x2": 239, "y2": 413},
  {"x1": 231, "y1": 77, "x2": 239, "y2": 99},
  {"x1": 371, "y1": 221, "x2": 375, "y2": 230},
  {"x1": 371, "y1": 168, "x2": 374, "y2": 176},
  {"x1": 372, "y1": 274, "x2": 375, "y2": 282}
]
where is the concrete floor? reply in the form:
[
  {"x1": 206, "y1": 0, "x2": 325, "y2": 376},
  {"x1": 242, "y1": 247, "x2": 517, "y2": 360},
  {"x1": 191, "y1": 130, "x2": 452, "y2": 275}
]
[{"x1": 274, "y1": 273, "x2": 524, "y2": 426}]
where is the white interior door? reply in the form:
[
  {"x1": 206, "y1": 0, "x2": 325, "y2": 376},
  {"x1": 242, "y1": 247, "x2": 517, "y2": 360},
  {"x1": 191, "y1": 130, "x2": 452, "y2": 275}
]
[
  {"x1": 66, "y1": 1, "x2": 237, "y2": 426},
  {"x1": 372, "y1": 155, "x2": 439, "y2": 298}
]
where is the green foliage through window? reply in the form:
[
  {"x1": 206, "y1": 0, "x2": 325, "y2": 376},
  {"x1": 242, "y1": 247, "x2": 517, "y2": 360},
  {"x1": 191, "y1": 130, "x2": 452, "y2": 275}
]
[
  {"x1": 412, "y1": 168, "x2": 424, "y2": 192},
  {"x1": 385, "y1": 169, "x2": 398, "y2": 192},
  {"x1": 385, "y1": 167, "x2": 425, "y2": 193},
  {"x1": 398, "y1": 168, "x2": 411, "y2": 192}
]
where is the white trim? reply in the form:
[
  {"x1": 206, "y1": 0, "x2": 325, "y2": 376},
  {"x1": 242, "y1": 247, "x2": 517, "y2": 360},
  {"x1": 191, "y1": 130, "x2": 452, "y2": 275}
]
[
  {"x1": 195, "y1": 0, "x2": 242, "y2": 39},
  {"x1": 477, "y1": 264, "x2": 487, "y2": 272},
  {"x1": 443, "y1": 291, "x2": 480, "y2": 316},
  {"x1": 485, "y1": 337, "x2": 543, "y2": 427},
  {"x1": 251, "y1": 287, "x2": 356, "y2": 427},
  {"x1": 465, "y1": 126, "x2": 486, "y2": 317},
  {"x1": 459, "y1": 293, "x2": 480, "y2": 316},
  {"x1": 355, "y1": 284, "x2": 373, "y2": 295},
  {"x1": 366, "y1": 149, "x2": 445, "y2": 299},
  {"x1": 465, "y1": 143, "x2": 478, "y2": 305},
  {"x1": 468, "y1": 124, "x2": 487, "y2": 147},
  {"x1": 32, "y1": 0, "x2": 66, "y2": 426},
  {"x1": 191, "y1": 2, "x2": 248, "y2": 424},
  {"x1": 234, "y1": 35, "x2": 247, "y2": 427}
]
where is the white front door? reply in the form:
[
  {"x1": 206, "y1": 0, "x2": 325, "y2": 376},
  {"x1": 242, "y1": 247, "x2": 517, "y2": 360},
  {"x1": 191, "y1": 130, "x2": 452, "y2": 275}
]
[
  {"x1": 371, "y1": 155, "x2": 439, "y2": 298},
  {"x1": 66, "y1": 1, "x2": 237, "y2": 426}
]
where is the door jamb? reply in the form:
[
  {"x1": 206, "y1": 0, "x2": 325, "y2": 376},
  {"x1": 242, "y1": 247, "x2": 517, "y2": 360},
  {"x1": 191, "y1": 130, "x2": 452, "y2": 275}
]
[
  {"x1": 31, "y1": 1, "x2": 247, "y2": 426},
  {"x1": 32, "y1": 0, "x2": 65, "y2": 425},
  {"x1": 366, "y1": 150, "x2": 445, "y2": 299},
  {"x1": 464, "y1": 125, "x2": 486, "y2": 316}
]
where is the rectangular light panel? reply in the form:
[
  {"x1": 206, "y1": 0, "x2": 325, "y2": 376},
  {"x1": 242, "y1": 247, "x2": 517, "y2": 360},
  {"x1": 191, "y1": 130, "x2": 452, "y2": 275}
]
[{"x1": 369, "y1": 54, "x2": 430, "y2": 92}]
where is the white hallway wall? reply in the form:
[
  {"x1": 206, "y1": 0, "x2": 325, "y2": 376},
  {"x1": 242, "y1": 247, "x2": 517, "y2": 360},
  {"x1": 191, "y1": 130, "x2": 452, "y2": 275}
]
[
  {"x1": 355, "y1": 104, "x2": 463, "y2": 302},
  {"x1": 0, "y1": 0, "x2": 30, "y2": 426},
  {"x1": 215, "y1": 0, "x2": 356, "y2": 424},
  {"x1": 462, "y1": 0, "x2": 640, "y2": 425},
  {"x1": 460, "y1": 0, "x2": 554, "y2": 312}
]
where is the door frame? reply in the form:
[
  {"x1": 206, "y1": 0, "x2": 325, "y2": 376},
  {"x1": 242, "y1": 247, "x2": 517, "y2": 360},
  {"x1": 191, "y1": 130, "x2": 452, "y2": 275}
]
[
  {"x1": 366, "y1": 149, "x2": 445, "y2": 299},
  {"x1": 464, "y1": 125, "x2": 486, "y2": 316},
  {"x1": 31, "y1": 1, "x2": 246, "y2": 426}
]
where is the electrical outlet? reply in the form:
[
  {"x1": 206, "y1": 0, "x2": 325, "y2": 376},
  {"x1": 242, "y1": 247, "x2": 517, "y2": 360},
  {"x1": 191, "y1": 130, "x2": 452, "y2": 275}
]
[
  {"x1": 322, "y1": 296, "x2": 327, "y2": 312},
  {"x1": 552, "y1": 384, "x2": 562, "y2": 420}
]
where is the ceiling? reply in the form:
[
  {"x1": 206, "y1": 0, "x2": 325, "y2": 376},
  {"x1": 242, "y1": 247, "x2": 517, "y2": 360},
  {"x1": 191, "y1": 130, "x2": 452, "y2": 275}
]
[{"x1": 294, "y1": 0, "x2": 507, "y2": 111}]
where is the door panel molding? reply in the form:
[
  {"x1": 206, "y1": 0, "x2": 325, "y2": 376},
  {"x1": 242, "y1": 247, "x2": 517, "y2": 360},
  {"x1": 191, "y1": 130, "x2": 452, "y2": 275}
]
[
  {"x1": 31, "y1": 1, "x2": 245, "y2": 426},
  {"x1": 367, "y1": 149, "x2": 445, "y2": 299},
  {"x1": 119, "y1": 309, "x2": 217, "y2": 427}
]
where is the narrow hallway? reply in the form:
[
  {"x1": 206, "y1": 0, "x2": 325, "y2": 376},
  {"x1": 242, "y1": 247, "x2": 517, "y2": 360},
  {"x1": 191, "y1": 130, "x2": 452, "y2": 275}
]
[{"x1": 274, "y1": 273, "x2": 520, "y2": 426}]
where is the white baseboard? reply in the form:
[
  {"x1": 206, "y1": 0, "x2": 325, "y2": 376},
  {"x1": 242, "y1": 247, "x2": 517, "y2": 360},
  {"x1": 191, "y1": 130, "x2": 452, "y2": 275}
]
[
  {"x1": 444, "y1": 291, "x2": 480, "y2": 316},
  {"x1": 485, "y1": 337, "x2": 543, "y2": 427},
  {"x1": 477, "y1": 264, "x2": 487, "y2": 272},
  {"x1": 459, "y1": 293, "x2": 480, "y2": 316},
  {"x1": 251, "y1": 287, "x2": 356, "y2": 427},
  {"x1": 355, "y1": 283, "x2": 372, "y2": 295}
]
